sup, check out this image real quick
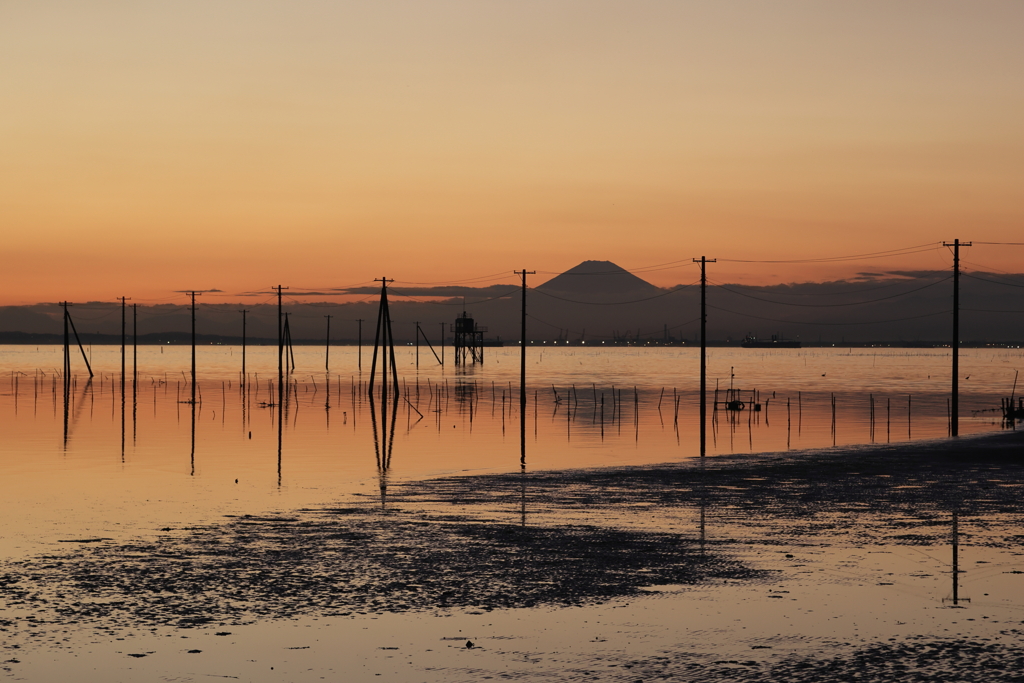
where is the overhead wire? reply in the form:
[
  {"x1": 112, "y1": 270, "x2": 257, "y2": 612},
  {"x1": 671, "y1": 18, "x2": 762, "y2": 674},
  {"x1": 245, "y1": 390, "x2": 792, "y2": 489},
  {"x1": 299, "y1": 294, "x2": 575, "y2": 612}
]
[
  {"x1": 531, "y1": 280, "x2": 699, "y2": 306},
  {"x1": 705, "y1": 304, "x2": 949, "y2": 327},
  {"x1": 962, "y1": 273, "x2": 1024, "y2": 290},
  {"x1": 717, "y1": 243, "x2": 942, "y2": 264},
  {"x1": 526, "y1": 313, "x2": 701, "y2": 340},
  {"x1": 711, "y1": 275, "x2": 950, "y2": 308},
  {"x1": 719, "y1": 273, "x2": 947, "y2": 297}
]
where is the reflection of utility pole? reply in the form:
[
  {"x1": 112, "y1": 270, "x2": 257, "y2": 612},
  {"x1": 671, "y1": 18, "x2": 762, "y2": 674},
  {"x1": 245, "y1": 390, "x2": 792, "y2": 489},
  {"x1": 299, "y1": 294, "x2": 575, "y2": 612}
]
[
  {"x1": 516, "y1": 269, "x2": 535, "y2": 470},
  {"x1": 692, "y1": 257, "x2": 716, "y2": 457},
  {"x1": 942, "y1": 511, "x2": 970, "y2": 607},
  {"x1": 952, "y1": 511, "x2": 960, "y2": 605},
  {"x1": 943, "y1": 239, "x2": 971, "y2": 437}
]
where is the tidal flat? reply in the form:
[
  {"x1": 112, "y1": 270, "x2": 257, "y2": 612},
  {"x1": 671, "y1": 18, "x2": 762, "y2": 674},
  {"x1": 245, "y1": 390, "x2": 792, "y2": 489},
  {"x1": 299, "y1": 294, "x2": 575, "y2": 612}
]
[{"x1": 2, "y1": 429, "x2": 1023, "y2": 681}]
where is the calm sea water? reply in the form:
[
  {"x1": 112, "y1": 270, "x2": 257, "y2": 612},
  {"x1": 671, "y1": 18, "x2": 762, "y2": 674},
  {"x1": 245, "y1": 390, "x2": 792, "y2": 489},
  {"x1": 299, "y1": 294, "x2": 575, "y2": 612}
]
[{"x1": 0, "y1": 344, "x2": 1018, "y2": 558}]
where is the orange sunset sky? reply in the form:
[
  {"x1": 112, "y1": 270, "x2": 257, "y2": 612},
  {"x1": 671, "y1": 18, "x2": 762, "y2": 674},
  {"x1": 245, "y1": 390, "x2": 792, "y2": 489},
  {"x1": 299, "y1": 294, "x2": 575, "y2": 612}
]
[{"x1": 2, "y1": 1, "x2": 1022, "y2": 306}]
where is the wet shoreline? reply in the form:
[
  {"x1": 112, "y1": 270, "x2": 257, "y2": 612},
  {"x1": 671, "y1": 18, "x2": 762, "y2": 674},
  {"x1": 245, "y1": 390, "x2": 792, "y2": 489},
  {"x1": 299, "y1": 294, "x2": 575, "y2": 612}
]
[{"x1": 2, "y1": 429, "x2": 1023, "y2": 680}]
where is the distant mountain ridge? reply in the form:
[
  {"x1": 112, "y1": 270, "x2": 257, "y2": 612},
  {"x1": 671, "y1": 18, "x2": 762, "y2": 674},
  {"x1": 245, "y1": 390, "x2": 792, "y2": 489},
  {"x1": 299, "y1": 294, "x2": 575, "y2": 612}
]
[{"x1": 536, "y1": 261, "x2": 661, "y2": 299}]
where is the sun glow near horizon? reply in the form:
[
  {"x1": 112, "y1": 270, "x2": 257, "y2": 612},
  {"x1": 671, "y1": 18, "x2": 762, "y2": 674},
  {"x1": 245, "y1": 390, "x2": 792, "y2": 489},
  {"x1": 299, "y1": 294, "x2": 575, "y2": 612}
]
[{"x1": 2, "y1": 1, "x2": 1022, "y2": 305}]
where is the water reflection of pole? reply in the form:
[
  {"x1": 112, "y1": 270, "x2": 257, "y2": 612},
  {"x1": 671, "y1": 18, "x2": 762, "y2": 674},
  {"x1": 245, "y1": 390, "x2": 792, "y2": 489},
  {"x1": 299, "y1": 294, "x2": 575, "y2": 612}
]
[
  {"x1": 520, "y1": 467, "x2": 527, "y2": 527},
  {"x1": 369, "y1": 391, "x2": 398, "y2": 509},
  {"x1": 132, "y1": 303, "x2": 138, "y2": 445},
  {"x1": 952, "y1": 511, "x2": 960, "y2": 605},
  {"x1": 699, "y1": 458, "x2": 707, "y2": 556},
  {"x1": 693, "y1": 256, "x2": 715, "y2": 457},
  {"x1": 908, "y1": 394, "x2": 912, "y2": 440},
  {"x1": 191, "y1": 394, "x2": 196, "y2": 477},
  {"x1": 276, "y1": 391, "x2": 282, "y2": 487},
  {"x1": 786, "y1": 396, "x2": 791, "y2": 449}
]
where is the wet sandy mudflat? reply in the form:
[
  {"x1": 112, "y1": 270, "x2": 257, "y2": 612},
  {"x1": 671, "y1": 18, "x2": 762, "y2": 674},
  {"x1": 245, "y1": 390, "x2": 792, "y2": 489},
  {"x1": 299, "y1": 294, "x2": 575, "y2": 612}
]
[{"x1": 2, "y1": 430, "x2": 1024, "y2": 681}]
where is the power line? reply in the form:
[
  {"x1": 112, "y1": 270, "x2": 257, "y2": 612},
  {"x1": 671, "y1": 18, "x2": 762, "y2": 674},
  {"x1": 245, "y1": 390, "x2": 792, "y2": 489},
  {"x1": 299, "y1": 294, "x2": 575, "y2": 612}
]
[
  {"x1": 531, "y1": 282, "x2": 698, "y2": 306},
  {"x1": 962, "y1": 273, "x2": 1024, "y2": 289},
  {"x1": 418, "y1": 289, "x2": 520, "y2": 306},
  {"x1": 525, "y1": 312, "x2": 700, "y2": 339},
  {"x1": 711, "y1": 276, "x2": 950, "y2": 307},
  {"x1": 717, "y1": 243, "x2": 941, "y2": 264},
  {"x1": 720, "y1": 274, "x2": 946, "y2": 297},
  {"x1": 705, "y1": 303, "x2": 949, "y2": 326}
]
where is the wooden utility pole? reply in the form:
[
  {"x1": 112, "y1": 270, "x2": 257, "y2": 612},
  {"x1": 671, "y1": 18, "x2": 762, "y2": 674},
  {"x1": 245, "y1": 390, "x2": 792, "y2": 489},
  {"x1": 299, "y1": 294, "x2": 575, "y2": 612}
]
[
  {"x1": 356, "y1": 318, "x2": 364, "y2": 371},
  {"x1": 185, "y1": 292, "x2": 200, "y2": 404},
  {"x1": 59, "y1": 302, "x2": 93, "y2": 378},
  {"x1": 414, "y1": 321, "x2": 420, "y2": 368},
  {"x1": 439, "y1": 322, "x2": 445, "y2": 366},
  {"x1": 692, "y1": 256, "x2": 716, "y2": 457},
  {"x1": 61, "y1": 301, "x2": 70, "y2": 384},
  {"x1": 324, "y1": 314, "x2": 333, "y2": 372},
  {"x1": 132, "y1": 303, "x2": 138, "y2": 384},
  {"x1": 368, "y1": 278, "x2": 399, "y2": 399},
  {"x1": 943, "y1": 240, "x2": 970, "y2": 437},
  {"x1": 273, "y1": 286, "x2": 288, "y2": 406},
  {"x1": 239, "y1": 309, "x2": 249, "y2": 385},
  {"x1": 516, "y1": 269, "x2": 535, "y2": 469},
  {"x1": 118, "y1": 296, "x2": 130, "y2": 391}
]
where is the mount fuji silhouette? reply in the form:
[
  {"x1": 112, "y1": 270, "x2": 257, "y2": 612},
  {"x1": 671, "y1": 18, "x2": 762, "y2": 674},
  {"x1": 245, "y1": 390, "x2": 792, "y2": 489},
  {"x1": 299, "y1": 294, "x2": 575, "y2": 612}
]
[{"x1": 536, "y1": 261, "x2": 661, "y2": 301}]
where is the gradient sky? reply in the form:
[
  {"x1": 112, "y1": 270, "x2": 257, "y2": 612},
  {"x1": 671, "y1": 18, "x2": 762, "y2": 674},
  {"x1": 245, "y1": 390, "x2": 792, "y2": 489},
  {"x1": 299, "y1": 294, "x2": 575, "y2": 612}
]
[{"x1": 2, "y1": 0, "x2": 1022, "y2": 305}]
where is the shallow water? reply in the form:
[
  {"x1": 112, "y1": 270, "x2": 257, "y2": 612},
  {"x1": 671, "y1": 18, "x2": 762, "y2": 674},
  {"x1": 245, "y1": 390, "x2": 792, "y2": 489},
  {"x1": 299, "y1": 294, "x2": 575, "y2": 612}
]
[
  {"x1": 1, "y1": 345, "x2": 1022, "y2": 681},
  {"x1": 0, "y1": 345, "x2": 1018, "y2": 554}
]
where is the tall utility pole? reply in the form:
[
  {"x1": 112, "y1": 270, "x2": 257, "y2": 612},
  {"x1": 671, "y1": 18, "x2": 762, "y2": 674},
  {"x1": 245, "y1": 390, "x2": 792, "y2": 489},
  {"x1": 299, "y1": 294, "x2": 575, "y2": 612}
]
[
  {"x1": 943, "y1": 239, "x2": 971, "y2": 437},
  {"x1": 132, "y1": 303, "x2": 138, "y2": 384},
  {"x1": 324, "y1": 314, "x2": 333, "y2": 372},
  {"x1": 368, "y1": 278, "x2": 399, "y2": 399},
  {"x1": 516, "y1": 269, "x2": 535, "y2": 469},
  {"x1": 440, "y1": 322, "x2": 445, "y2": 366},
  {"x1": 59, "y1": 302, "x2": 93, "y2": 378},
  {"x1": 186, "y1": 292, "x2": 200, "y2": 404},
  {"x1": 239, "y1": 309, "x2": 249, "y2": 385},
  {"x1": 273, "y1": 286, "x2": 288, "y2": 406},
  {"x1": 356, "y1": 318, "x2": 364, "y2": 371},
  {"x1": 414, "y1": 321, "x2": 420, "y2": 368},
  {"x1": 693, "y1": 256, "x2": 716, "y2": 457},
  {"x1": 118, "y1": 296, "x2": 130, "y2": 391},
  {"x1": 61, "y1": 301, "x2": 70, "y2": 383}
]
